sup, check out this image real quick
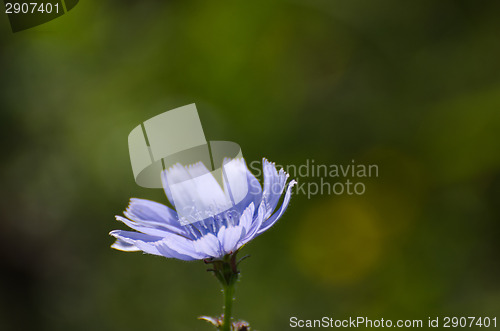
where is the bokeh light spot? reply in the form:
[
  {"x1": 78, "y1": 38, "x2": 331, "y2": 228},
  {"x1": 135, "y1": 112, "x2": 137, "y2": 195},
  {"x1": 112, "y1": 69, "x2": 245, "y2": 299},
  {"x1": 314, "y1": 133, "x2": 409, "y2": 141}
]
[{"x1": 292, "y1": 197, "x2": 382, "y2": 285}]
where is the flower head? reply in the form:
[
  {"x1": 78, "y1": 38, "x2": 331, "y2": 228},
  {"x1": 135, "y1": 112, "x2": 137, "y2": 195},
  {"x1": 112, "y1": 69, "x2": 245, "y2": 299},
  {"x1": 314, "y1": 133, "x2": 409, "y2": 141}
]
[{"x1": 110, "y1": 158, "x2": 296, "y2": 260}]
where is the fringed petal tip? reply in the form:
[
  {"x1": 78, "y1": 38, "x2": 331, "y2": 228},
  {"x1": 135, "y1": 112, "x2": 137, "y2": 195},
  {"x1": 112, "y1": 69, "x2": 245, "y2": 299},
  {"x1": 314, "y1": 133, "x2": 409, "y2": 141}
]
[
  {"x1": 109, "y1": 232, "x2": 141, "y2": 252},
  {"x1": 263, "y1": 157, "x2": 292, "y2": 178}
]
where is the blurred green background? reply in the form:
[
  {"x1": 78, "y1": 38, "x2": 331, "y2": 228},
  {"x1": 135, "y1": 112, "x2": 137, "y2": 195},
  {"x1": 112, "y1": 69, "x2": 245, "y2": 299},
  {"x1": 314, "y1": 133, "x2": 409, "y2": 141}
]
[{"x1": 1, "y1": 1, "x2": 500, "y2": 330}]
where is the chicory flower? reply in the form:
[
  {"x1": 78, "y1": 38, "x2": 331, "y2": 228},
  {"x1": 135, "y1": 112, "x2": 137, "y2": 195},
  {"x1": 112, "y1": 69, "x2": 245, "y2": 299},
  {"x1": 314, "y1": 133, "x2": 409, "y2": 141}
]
[{"x1": 110, "y1": 158, "x2": 296, "y2": 260}]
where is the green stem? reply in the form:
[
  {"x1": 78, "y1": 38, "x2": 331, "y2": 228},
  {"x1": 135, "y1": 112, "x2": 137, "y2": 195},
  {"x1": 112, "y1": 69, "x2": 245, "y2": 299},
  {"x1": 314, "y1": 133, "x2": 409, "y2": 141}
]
[
  {"x1": 221, "y1": 283, "x2": 234, "y2": 331},
  {"x1": 205, "y1": 254, "x2": 240, "y2": 330}
]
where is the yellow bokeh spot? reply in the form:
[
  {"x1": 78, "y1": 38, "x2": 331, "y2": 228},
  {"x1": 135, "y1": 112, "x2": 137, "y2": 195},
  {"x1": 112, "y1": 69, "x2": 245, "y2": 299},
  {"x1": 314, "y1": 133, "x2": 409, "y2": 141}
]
[{"x1": 292, "y1": 197, "x2": 382, "y2": 285}]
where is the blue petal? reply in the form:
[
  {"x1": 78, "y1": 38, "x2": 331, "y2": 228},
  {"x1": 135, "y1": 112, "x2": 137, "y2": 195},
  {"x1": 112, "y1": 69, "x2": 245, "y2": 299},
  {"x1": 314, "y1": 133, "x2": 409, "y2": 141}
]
[
  {"x1": 262, "y1": 159, "x2": 289, "y2": 219},
  {"x1": 237, "y1": 203, "x2": 255, "y2": 236},
  {"x1": 124, "y1": 198, "x2": 191, "y2": 237},
  {"x1": 218, "y1": 224, "x2": 243, "y2": 255},
  {"x1": 192, "y1": 233, "x2": 223, "y2": 258},
  {"x1": 116, "y1": 216, "x2": 181, "y2": 238},
  {"x1": 110, "y1": 237, "x2": 140, "y2": 252},
  {"x1": 257, "y1": 179, "x2": 297, "y2": 234},
  {"x1": 155, "y1": 233, "x2": 207, "y2": 261},
  {"x1": 237, "y1": 201, "x2": 265, "y2": 248},
  {"x1": 109, "y1": 230, "x2": 163, "y2": 256}
]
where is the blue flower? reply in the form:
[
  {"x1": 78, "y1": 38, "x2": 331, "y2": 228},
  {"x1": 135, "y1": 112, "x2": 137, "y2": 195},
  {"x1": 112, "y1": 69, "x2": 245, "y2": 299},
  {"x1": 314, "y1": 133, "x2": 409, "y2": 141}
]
[{"x1": 110, "y1": 158, "x2": 297, "y2": 260}]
